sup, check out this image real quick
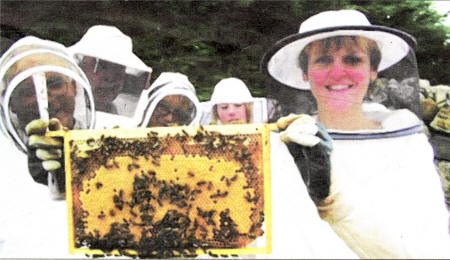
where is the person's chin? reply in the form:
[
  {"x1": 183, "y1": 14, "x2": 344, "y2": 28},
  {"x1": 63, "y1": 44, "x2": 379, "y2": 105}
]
[
  {"x1": 226, "y1": 119, "x2": 247, "y2": 124},
  {"x1": 153, "y1": 121, "x2": 174, "y2": 127}
]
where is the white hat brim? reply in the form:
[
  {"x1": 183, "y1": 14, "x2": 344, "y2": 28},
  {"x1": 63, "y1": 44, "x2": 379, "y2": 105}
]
[
  {"x1": 69, "y1": 46, "x2": 152, "y2": 74},
  {"x1": 262, "y1": 25, "x2": 416, "y2": 90}
]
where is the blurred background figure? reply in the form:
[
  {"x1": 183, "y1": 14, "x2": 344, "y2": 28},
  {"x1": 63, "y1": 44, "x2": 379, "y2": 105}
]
[
  {"x1": 134, "y1": 72, "x2": 201, "y2": 127},
  {"x1": 69, "y1": 25, "x2": 152, "y2": 128},
  {"x1": 201, "y1": 77, "x2": 282, "y2": 125},
  {"x1": 209, "y1": 77, "x2": 254, "y2": 124},
  {"x1": 0, "y1": 36, "x2": 95, "y2": 197}
]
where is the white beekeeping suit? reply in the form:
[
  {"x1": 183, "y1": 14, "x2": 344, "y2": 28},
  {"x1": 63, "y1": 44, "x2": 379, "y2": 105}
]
[
  {"x1": 0, "y1": 135, "x2": 70, "y2": 258},
  {"x1": 262, "y1": 9, "x2": 450, "y2": 258},
  {"x1": 0, "y1": 36, "x2": 94, "y2": 258},
  {"x1": 69, "y1": 25, "x2": 153, "y2": 128},
  {"x1": 256, "y1": 131, "x2": 358, "y2": 259},
  {"x1": 321, "y1": 109, "x2": 450, "y2": 258},
  {"x1": 0, "y1": 35, "x2": 95, "y2": 196}
]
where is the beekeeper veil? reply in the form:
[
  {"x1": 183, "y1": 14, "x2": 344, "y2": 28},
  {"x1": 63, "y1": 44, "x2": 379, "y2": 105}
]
[
  {"x1": 134, "y1": 72, "x2": 201, "y2": 127},
  {"x1": 208, "y1": 77, "x2": 254, "y2": 124},
  {"x1": 0, "y1": 36, "x2": 95, "y2": 153},
  {"x1": 262, "y1": 10, "x2": 421, "y2": 125},
  {"x1": 69, "y1": 25, "x2": 152, "y2": 127}
]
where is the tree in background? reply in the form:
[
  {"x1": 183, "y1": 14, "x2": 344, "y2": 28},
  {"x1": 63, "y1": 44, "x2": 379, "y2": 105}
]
[{"x1": 1, "y1": 0, "x2": 449, "y2": 100}]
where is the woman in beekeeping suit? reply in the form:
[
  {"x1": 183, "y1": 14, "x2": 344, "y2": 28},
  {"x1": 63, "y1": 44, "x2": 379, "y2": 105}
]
[
  {"x1": 69, "y1": 25, "x2": 152, "y2": 128},
  {"x1": 134, "y1": 72, "x2": 201, "y2": 127},
  {"x1": 262, "y1": 9, "x2": 450, "y2": 258},
  {"x1": 0, "y1": 35, "x2": 95, "y2": 197}
]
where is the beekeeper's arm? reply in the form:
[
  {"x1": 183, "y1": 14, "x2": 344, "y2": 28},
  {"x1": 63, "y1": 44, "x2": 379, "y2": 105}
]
[
  {"x1": 266, "y1": 129, "x2": 357, "y2": 259},
  {"x1": 276, "y1": 114, "x2": 332, "y2": 204}
]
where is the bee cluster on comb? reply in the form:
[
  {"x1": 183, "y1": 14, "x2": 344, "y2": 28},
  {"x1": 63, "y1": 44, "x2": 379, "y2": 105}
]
[{"x1": 66, "y1": 125, "x2": 269, "y2": 258}]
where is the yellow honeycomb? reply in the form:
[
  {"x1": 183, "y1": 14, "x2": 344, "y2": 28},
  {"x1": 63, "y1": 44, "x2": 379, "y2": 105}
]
[{"x1": 61, "y1": 124, "x2": 271, "y2": 257}]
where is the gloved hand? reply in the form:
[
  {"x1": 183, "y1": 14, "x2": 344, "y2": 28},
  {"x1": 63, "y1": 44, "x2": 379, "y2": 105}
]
[
  {"x1": 26, "y1": 118, "x2": 63, "y2": 172},
  {"x1": 276, "y1": 114, "x2": 333, "y2": 205},
  {"x1": 26, "y1": 118, "x2": 66, "y2": 199},
  {"x1": 277, "y1": 114, "x2": 332, "y2": 152}
]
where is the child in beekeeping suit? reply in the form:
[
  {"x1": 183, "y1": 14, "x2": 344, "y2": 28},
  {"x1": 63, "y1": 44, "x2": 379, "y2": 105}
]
[
  {"x1": 202, "y1": 77, "x2": 281, "y2": 125},
  {"x1": 209, "y1": 77, "x2": 254, "y2": 124}
]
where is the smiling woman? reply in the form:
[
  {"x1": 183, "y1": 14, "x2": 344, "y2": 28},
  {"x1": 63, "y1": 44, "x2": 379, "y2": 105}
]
[
  {"x1": 262, "y1": 9, "x2": 450, "y2": 258},
  {"x1": 300, "y1": 36, "x2": 380, "y2": 130}
]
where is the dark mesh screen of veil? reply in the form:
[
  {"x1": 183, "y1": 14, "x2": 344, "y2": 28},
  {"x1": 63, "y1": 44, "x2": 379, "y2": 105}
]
[{"x1": 266, "y1": 50, "x2": 421, "y2": 120}]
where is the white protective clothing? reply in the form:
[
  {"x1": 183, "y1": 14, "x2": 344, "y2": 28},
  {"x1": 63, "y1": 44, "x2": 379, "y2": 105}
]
[
  {"x1": 69, "y1": 25, "x2": 152, "y2": 76},
  {"x1": 70, "y1": 25, "x2": 152, "y2": 128},
  {"x1": 134, "y1": 72, "x2": 202, "y2": 127},
  {"x1": 210, "y1": 77, "x2": 253, "y2": 106},
  {"x1": 253, "y1": 131, "x2": 358, "y2": 259},
  {"x1": 0, "y1": 134, "x2": 73, "y2": 258},
  {"x1": 95, "y1": 111, "x2": 136, "y2": 128},
  {"x1": 0, "y1": 36, "x2": 95, "y2": 153},
  {"x1": 319, "y1": 108, "x2": 450, "y2": 258}
]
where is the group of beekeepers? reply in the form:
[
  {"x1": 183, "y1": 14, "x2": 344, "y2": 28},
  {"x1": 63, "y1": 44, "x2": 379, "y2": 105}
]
[{"x1": 0, "y1": 9, "x2": 449, "y2": 259}]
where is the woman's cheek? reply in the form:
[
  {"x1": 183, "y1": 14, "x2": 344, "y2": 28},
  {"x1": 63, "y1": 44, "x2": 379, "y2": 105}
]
[
  {"x1": 309, "y1": 69, "x2": 329, "y2": 87},
  {"x1": 345, "y1": 69, "x2": 365, "y2": 84},
  {"x1": 217, "y1": 109, "x2": 228, "y2": 122}
]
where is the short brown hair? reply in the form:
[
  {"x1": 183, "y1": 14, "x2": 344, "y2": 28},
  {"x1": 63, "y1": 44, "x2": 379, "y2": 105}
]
[{"x1": 299, "y1": 36, "x2": 381, "y2": 73}]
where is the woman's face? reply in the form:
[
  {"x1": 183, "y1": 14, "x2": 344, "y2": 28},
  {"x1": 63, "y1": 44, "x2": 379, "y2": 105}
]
[
  {"x1": 216, "y1": 103, "x2": 248, "y2": 124},
  {"x1": 303, "y1": 42, "x2": 377, "y2": 112}
]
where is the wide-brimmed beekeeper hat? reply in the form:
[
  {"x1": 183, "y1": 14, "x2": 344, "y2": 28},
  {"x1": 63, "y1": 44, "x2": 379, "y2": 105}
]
[
  {"x1": 262, "y1": 9, "x2": 416, "y2": 90},
  {"x1": 69, "y1": 25, "x2": 152, "y2": 76},
  {"x1": 210, "y1": 77, "x2": 253, "y2": 106}
]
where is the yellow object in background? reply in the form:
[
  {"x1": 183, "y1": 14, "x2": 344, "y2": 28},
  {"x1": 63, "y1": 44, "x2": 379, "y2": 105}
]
[
  {"x1": 430, "y1": 106, "x2": 450, "y2": 133},
  {"x1": 58, "y1": 124, "x2": 271, "y2": 257}
]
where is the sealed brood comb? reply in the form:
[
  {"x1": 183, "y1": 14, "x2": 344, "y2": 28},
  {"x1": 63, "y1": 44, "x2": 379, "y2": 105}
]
[{"x1": 63, "y1": 124, "x2": 271, "y2": 258}]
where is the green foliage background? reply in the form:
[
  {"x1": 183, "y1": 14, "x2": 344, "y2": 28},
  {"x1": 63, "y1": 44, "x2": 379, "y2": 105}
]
[{"x1": 1, "y1": 0, "x2": 449, "y2": 101}]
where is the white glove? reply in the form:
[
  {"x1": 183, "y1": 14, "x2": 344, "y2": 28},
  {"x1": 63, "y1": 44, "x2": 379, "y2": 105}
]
[
  {"x1": 277, "y1": 113, "x2": 333, "y2": 152},
  {"x1": 279, "y1": 114, "x2": 322, "y2": 147}
]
